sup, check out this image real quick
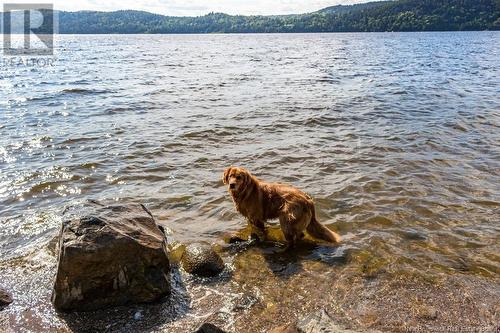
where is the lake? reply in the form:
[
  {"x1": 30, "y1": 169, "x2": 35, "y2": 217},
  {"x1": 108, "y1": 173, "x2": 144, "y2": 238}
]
[{"x1": 0, "y1": 32, "x2": 499, "y2": 332}]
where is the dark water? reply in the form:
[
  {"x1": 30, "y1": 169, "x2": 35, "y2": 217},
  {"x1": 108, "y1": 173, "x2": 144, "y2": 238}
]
[{"x1": 0, "y1": 32, "x2": 499, "y2": 332}]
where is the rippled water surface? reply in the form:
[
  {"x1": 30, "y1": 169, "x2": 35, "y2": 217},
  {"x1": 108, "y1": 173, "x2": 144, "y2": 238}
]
[{"x1": 0, "y1": 32, "x2": 499, "y2": 332}]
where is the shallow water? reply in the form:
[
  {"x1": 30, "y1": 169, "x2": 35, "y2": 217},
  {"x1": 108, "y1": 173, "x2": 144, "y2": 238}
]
[{"x1": 0, "y1": 32, "x2": 499, "y2": 332}]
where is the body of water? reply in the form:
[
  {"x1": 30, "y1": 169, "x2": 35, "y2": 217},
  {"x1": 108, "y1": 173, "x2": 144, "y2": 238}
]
[{"x1": 0, "y1": 32, "x2": 499, "y2": 332}]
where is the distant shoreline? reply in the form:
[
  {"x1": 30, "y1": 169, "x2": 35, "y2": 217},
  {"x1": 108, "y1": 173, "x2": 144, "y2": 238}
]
[
  {"x1": 2, "y1": 0, "x2": 498, "y2": 34},
  {"x1": 4, "y1": 30, "x2": 497, "y2": 36},
  {"x1": 46, "y1": 31, "x2": 500, "y2": 37}
]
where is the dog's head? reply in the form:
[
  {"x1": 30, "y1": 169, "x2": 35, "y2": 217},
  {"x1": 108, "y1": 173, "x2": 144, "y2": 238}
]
[{"x1": 223, "y1": 166, "x2": 253, "y2": 194}]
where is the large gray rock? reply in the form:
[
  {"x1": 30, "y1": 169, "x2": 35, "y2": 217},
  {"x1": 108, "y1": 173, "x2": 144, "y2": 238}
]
[
  {"x1": 181, "y1": 242, "x2": 224, "y2": 277},
  {"x1": 52, "y1": 202, "x2": 171, "y2": 312}
]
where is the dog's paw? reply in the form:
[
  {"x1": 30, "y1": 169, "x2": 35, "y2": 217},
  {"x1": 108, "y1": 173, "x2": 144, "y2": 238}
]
[
  {"x1": 228, "y1": 235, "x2": 247, "y2": 244},
  {"x1": 250, "y1": 232, "x2": 266, "y2": 243}
]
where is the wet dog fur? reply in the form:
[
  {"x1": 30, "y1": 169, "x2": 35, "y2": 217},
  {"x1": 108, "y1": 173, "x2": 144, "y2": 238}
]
[{"x1": 223, "y1": 166, "x2": 341, "y2": 249}]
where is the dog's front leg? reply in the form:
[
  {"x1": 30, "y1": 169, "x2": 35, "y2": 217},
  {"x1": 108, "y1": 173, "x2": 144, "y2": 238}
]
[
  {"x1": 226, "y1": 219, "x2": 265, "y2": 244},
  {"x1": 227, "y1": 219, "x2": 266, "y2": 244},
  {"x1": 249, "y1": 219, "x2": 265, "y2": 231},
  {"x1": 248, "y1": 219, "x2": 266, "y2": 241}
]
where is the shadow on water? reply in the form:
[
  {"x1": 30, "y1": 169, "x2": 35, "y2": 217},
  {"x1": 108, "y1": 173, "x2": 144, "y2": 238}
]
[
  {"x1": 223, "y1": 224, "x2": 348, "y2": 280},
  {"x1": 259, "y1": 241, "x2": 348, "y2": 280},
  {"x1": 58, "y1": 268, "x2": 190, "y2": 333}
]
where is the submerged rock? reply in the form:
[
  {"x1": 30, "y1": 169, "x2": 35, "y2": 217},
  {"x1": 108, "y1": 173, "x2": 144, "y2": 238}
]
[
  {"x1": 269, "y1": 309, "x2": 380, "y2": 333},
  {"x1": 296, "y1": 309, "x2": 340, "y2": 332},
  {"x1": 268, "y1": 324, "x2": 298, "y2": 333},
  {"x1": 0, "y1": 288, "x2": 13, "y2": 308},
  {"x1": 417, "y1": 305, "x2": 438, "y2": 320},
  {"x1": 52, "y1": 202, "x2": 171, "y2": 312},
  {"x1": 401, "y1": 230, "x2": 427, "y2": 241},
  {"x1": 194, "y1": 322, "x2": 227, "y2": 333},
  {"x1": 181, "y1": 242, "x2": 224, "y2": 277}
]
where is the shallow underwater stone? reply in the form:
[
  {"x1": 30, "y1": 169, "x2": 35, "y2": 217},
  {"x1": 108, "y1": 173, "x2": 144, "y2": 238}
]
[
  {"x1": 0, "y1": 288, "x2": 13, "y2": 308},
  {"x1": 268, "y1": 324, "x2": 299, "y2": 333},
  {"x1": 269, "y1": 309, "x2": 383, "y2": 333},
  {"x1": 194, "y1": 322, "x2": 227, "y2": 333},
  {"x1": 417, "y1": 305, "x2": 438, "y2": 320}
]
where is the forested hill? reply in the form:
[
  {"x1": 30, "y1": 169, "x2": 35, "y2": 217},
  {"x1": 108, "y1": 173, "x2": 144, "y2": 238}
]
[{"x1": 15, "y1": 0, "x2": 500, "y2": 33}]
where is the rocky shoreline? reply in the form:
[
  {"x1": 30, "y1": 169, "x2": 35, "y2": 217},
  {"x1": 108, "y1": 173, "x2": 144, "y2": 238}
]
[{"x1": 0, "y1": 201, "x2": 498, "y2": 333}]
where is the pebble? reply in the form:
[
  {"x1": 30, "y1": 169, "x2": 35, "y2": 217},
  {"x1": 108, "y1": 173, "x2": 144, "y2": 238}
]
[
  {"x1": 0, "y1": 288, "x2": 13, "y2": 308},
  {"x1": 134, "y1": 311, "x2": 143, "y2": 320}
]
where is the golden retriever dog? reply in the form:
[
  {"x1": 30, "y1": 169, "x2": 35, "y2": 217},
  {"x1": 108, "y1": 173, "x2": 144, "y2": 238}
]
[{"x1": 223, "y1": 166, "x2": 341, "y2": 249}]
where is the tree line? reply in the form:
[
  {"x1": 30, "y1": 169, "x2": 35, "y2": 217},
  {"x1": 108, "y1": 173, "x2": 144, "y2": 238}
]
[{"x1": 27, "y1": 0, "x2": 500, "y2": 33}]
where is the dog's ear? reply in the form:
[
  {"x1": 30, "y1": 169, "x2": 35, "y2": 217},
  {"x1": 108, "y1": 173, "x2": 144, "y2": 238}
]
[
  {"x1": 241, "y1": 168, "x2": 252, "y2": 187},
  {"x1": 223, "y1": 167, "x2": 232, "y2": 184}
]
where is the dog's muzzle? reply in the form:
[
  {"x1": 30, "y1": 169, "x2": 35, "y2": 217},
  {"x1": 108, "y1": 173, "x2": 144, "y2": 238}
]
[{"x1": 229, "y1": 184, "x2": 235, "y2": 189}]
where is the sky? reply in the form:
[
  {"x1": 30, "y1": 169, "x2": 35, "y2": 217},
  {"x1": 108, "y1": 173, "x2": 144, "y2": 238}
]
[{"x1": 1, "y1": 0, "x2": 381, "y2": 16}]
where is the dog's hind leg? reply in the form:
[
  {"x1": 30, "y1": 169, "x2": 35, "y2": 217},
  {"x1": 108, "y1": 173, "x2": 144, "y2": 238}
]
[{"x1": 279, "y1": 215, "x2": 301, "y2": 250}]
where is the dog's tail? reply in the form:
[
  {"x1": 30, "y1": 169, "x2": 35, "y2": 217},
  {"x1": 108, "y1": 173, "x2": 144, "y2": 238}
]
[{"x1": 306, "y1": 205, "x2": 341, "y2": 244}]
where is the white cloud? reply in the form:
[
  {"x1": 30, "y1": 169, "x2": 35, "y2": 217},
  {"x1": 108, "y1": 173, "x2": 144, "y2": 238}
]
[{"x1": 1, "y1": 0, "x2": 381, "y2": 16}]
